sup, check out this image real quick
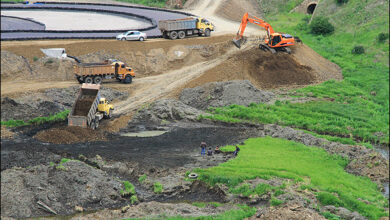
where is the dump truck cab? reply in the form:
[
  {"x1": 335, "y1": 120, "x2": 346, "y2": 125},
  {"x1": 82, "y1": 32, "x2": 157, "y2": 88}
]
[
  {"x1": 196, "y1": 18, "x2": 215, "y2": 32},
  {"x1": 97, "y1": 97, "x2": 114, "y2": 119},
  {"x1": 110, "y1": 59, "x2": 135, "y2": 83}
]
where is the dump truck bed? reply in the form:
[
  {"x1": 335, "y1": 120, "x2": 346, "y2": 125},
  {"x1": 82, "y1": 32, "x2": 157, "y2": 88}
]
[
  {"x1": 159, "y1": 17, "x2": 197, "y2": 31},
  {"x1": 68, "y1": 84, "x2": 101, "y2": 128},
  {"x1": 74, "y1": 63, "x2": 114, "y2": 76}
]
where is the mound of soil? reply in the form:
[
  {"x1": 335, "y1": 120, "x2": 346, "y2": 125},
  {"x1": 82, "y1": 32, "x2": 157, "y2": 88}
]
[
  {"x1": 34, "y1": 126, "x2": 106, "y2": 144},
  {"x1": 132, "y1": 99, "x2": 204, "y2": 124},
  {"x1": 184, "y1": 44, "x2": 342, "y2": 89},
  {"x1": 1, "y1": 160, "x2": 124, "y2": 218},
  {"x1": 180, "y1": 80, "x2": 274, "y2": 110},
  {"x1": 256, "y1": 205, "x2": 326, "y2": 220},
  {"x1": 0, "y1": 51, "x2": 32, "y2": 81}
]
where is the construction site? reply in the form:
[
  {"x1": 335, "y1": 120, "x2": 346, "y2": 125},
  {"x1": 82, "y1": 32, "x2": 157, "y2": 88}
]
[{"x1": 1, "y1": 0, "x2": 389, "y2": 219}]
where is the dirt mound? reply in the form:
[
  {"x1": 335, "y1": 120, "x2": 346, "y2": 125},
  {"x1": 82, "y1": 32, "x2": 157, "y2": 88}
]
[
  {"x1": 180, "y1": 80, "x2": 274, "y2": 110},
  {"x1": 256, "y1": 205, "x2": 326, "y2": 220},
  {"x1": 184, "y1": 44, "x2": 342, "y2": 89},
  {"x1": 1, "y1": 160, "x2": 125, "y2": 218},
  {"x1": 34, "y1": 126, "x2": 106, "y2": 144},
  {"x1": 215, "y1": 0, "x2": 263, "y2": 21},
  {"x1": 132, "y1": 99, "x2": 205, "y2": 124},
  {"x1": 1, "y1": 126, "x2": 15, "y2": 139},
  {"x1": 1, "y1": 51, "x2": 33, "y2": 81}
]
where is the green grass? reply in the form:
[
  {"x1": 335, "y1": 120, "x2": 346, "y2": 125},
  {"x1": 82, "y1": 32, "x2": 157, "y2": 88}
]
[
  {"x1": 192, "y1": 202, "x2": 222, "y2": 208},
  {"x1": 138, "y1": 174, "x2": 147, "y2": 183},
  {"x1": 195, "y1": 137, "x2": 388, "y2": 219},
  {"x1": 153, "y1": 182, "x2": 163, "y2": 194},
  {"x1": 270, "y1": 198, "x2": 284, "y2": 206},
  {"x1": 121, "y1": 181, "x2": 136, "y2": 196},
  {"x1": 1, "y1": 109, "x2": 70, "y2": 127},
  {"x1": 202, "y1": 8, "x2": 389, "y2": 144},
  {"x1": 123, "y1": 205, "x2": 256, "y2": 220}
]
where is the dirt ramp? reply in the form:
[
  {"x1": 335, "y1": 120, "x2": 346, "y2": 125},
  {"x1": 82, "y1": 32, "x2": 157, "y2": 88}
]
[{"x1": 215, "y1": 0, "x2": 263, "y2": 21}]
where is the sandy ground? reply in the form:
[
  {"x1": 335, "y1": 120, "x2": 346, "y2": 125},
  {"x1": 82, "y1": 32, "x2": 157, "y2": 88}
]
[
  {"x1": 183, "y1": 0, "x2": 265, "y2": 36},
  {"x1": 1, "y1": 10, "x2": 151, "y2": 30}
]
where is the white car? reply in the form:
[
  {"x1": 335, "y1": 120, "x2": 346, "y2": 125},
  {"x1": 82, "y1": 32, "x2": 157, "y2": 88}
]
[{"x1": 116, "y1": 31, "x2": 147, "y2": 41}]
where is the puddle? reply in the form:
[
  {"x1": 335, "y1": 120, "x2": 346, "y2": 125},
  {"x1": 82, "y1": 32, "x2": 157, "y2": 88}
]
[
  {"x1": 373, "y1": 144, "x2": 389, "y2": 160},
  {"x1": 120, "y1": 130, "x2": 168, "y2": 137}
]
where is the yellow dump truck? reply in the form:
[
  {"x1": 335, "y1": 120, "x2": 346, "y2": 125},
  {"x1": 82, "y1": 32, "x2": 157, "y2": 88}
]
[
  {"x1": 73, "y1": 59, "x2": 135, "y2": 84},
  {"x1": 159, "y1": 17, "x2": 215, "y2": 40},
  {"x1": 68, "y1": 83, "x2": 114, "y2": 130}
]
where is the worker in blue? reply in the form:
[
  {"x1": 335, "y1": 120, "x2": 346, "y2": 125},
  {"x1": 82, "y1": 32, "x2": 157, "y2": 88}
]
[{"x1": 200, "y1": 141, "x2": 207, "y2": 156}]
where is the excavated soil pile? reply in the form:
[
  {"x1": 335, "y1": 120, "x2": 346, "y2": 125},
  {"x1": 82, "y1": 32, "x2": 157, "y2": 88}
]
[
  {"x1": 73, "y1": 96, "x2": 96, "y2": 116},
  {"x1": 180, "y1": 80, "x2": 274, "y2": 110},
  {"x1": 185, "y1": 45, "x2": 342, "y2": 90},
  {"x1": 34, "y1": 126, "x2": 106, "y2": 144},
  {"x1": 1, "y1": 160, "x2": 125, "y2": 219}
]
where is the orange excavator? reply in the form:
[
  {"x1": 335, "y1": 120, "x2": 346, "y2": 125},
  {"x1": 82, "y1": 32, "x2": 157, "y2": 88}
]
[{"x1": 233, "y1": 13, "x2": 295, "y2": 54}]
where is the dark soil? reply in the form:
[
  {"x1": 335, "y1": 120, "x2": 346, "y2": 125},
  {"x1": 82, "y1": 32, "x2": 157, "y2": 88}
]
[{"x1": 73, "y1": 96, "x2": 96, "y2": 116}]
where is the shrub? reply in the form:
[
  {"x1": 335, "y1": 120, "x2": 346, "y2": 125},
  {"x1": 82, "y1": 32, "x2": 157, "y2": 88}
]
[
  {"x1": 33, "y1": 56, "x2": 39, "y2": 62},
  {"x1": 274, "y1": 189, "x2": 285, "y2": 197},
  {"x1": 45, "y1": 59, "x2": 54, "y2": 64},
  {"x1": 317, "y1": 192, "x2": 344, "y2": 207},
  {"x1": 336, "y1": 0, "x2": 348, "y2": 4},
  {"x1": 121, "y1": 181, "x2": 135, "y2": 196},
  {"x1": 138, "y1": 174, "x2": 147, "y2": 183},
  {"x1": 377, "y1": 32, "x2": 389, "y2": 43},
  {"x1": 271, "y1": 198, "x2": 284, "y2": 206},
  {"x1": 351, "y1": 45, "x2": 365, "y2": 54},
  {"x1": 130, "y1": 195, "x2": 138, "y2": 204},
  {"x1": 153, "y1": 182, "x2": 163, "y2": 194},
  {"x1": 310, "y1": 16, "x2": 335, "y2": 35}
]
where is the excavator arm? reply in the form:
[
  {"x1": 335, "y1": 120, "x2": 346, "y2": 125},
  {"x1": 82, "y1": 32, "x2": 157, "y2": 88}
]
[{"x1": 233, "y1": 13, "x2": 274, "y2": 48}]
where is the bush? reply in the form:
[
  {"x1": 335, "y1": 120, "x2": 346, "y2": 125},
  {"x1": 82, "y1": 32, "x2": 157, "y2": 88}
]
[
  {"x1": 310, "y1": 16, "x2": 335, "y2": 35},
  {"x1": 336, "y1": 0, "x2": 348, "y2": 4},
  {"x1": 377, "y1": 32, "x2": 389, "y2": 43},
  {"x1": 351, "y1": 45, "x2": 365, "y2": 54},
  {"x1": 317, "y1": 192, "x2": 345, "y2": 207},
  {"x1": 271, "y1": 198, "x2": 284, "y2": 206},
  {"x1": 120, "y1": 181, "x2": 135, "y2": 196},
  {"x1": 33, "y1": 56, "x2": 39, "y2": 62},
  {"x1": 138, "y1": 174, "x2": 147, "y2": 183},
  {"x1": 130, "y1": 195, "x2": 138, "y2": 204},
  {"x1": 153, "y1": 182, "x2": 163, "y2": 194}
]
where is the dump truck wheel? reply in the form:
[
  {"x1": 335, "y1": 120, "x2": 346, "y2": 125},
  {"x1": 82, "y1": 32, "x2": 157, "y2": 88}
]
[
  {"x1": 170, "y1": 31, "x2": 178, "y2": 40},
  {"x1": 85, "y1": 76, "x2": 93, "y2": 84},
  {"x1": 178, "y1": 31, "x2": 185, "y2": 39},
  {"x1": 108, "y1": 110, "x2": 112, "y2": 119},
  {"x1": 94, "y1": 76, "x2": 102, "y2": 84},
  {"x1": 204, "y1": 29, "x2": 211, "y2": 37},
  {"x1": 123, "y1": 75, "x2": 132, "y2": 84},
  {"x1": 91, "y1": 121, "x2": 96, "y2": 130}
]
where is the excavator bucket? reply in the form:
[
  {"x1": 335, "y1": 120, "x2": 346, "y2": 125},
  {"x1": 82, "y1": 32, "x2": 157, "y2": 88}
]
[{"x1": 232, "y1": 38, "x2": 242, "y2": 48}]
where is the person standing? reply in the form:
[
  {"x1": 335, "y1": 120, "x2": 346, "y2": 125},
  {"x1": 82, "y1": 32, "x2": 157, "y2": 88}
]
[
  {"x1": 200, "y1": 141, "x2": 207, "y2": 156},
  {"x1": 233, "y1": 146, "x2": 240, "y2": 156}
]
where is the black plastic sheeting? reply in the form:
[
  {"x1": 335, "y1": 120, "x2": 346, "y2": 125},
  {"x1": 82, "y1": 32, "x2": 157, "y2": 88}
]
[
  {"x1": 1, "y1": 2, "x2": 195, "y2": 40},
  {"x1": 1, "y1": 15, "x2": 46, "y2": 31}
]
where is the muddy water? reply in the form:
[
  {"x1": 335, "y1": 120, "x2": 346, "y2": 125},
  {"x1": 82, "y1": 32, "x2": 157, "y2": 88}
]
[{"x1": 120, "y1": 130, "x2": 168, "y2": 137}]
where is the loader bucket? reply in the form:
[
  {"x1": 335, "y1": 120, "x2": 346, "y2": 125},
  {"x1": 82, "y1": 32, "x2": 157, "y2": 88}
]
[{"x1": 232, "y1": 38, "x2": 242, "y2": 48}]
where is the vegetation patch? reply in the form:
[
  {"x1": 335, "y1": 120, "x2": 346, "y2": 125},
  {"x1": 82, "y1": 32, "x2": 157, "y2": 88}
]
[
  {"x1": 1, "y1": 109, "x2": 70, "y2": 128},
  {"x1": 310, "y1": 16, "x2": 335, "y2": 35},
  {"x1": 121, "y1": 181, "x2": 136, "y2": 197},
  {"x1": 153, "y1": 182, "x2": 163, "y2": 194},
  {"x1": 195, "y1": 137, "x2": 388, "y2": 219}
]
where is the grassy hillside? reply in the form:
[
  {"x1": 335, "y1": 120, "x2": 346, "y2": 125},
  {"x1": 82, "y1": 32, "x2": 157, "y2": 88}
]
[
  {"x1": 196, "y1": 137, "x2": 388, "y2": 219},
  {"x1": 204, "y1": 0, "x2": 389, "y2": 145}
]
